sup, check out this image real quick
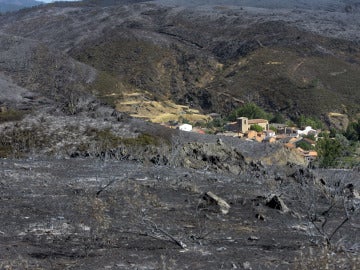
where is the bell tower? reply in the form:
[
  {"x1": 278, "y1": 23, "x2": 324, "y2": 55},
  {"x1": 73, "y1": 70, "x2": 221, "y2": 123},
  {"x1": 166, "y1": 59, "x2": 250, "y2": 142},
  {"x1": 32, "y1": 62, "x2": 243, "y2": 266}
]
[{"x1": 237, "y1": 117, "x2": 249, "y2": 133}]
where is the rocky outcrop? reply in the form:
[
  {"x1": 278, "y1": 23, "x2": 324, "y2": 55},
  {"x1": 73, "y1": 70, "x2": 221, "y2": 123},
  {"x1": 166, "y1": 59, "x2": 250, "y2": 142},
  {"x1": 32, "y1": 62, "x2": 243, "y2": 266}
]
[
  {"x1": 177, "y1": 140, "x2": 246, "y2": 174},
  {"x1": 326, "y1": 112, "x2": 349, "y2": 131},
  {"x1": 266, "y1": 194, "x2": 290, "y2": 213},
  {"x1": 200, "y1": 191, "x2": 231, "y2": 214}
]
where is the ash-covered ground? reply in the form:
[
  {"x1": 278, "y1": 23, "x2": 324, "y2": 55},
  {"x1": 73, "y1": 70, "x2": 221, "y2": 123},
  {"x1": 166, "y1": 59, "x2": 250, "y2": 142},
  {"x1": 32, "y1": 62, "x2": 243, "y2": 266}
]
[
  {"x1": 0, "y1": 1, "x2": 359, "y2": 269},
  {"x1": 0, "y1": 157, "x2": 359, "y2": 269}
]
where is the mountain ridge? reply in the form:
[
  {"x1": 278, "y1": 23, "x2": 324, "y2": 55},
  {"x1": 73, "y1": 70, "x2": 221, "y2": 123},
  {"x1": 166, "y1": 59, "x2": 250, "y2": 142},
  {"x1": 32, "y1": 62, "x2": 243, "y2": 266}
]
[
  {"x1": 0, "y1": 0, "x2": 359, "y2": 123},
  {"x1": 0, "y1": 0, "x2": 42, "y2": 13}
]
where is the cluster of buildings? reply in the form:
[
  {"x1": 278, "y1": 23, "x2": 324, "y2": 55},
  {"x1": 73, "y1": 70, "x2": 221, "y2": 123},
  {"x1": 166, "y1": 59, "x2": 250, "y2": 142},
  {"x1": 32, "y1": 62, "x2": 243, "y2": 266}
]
[
  {"x1": 223, "y1": 117, "x2": 319, "y2": 164},
  {"x1": 176, "y1": 116, "x2": 320, "y2": 164}
]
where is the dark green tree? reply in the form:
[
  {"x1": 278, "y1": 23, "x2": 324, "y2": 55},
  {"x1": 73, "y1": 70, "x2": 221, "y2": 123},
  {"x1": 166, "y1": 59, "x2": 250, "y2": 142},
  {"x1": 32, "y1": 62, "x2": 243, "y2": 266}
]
[
  {"x1": 228, "y1": 103, "x2": 270, "y2": 121},
  {"x1": 316, "y1": 135, "x2": 343, "y2": 168},
  {"x1": 329, "y1": 127, "x2": 338, "y2": 138},
  {"x1": 270, "y1": 113, "x2": 286, "y2": 124},
  {"x1": 296, "y1": 115, "x2": 323, "y2": 129},
  {"x1": 344, "y1": 120, "x2": 360, "y2": 141}
]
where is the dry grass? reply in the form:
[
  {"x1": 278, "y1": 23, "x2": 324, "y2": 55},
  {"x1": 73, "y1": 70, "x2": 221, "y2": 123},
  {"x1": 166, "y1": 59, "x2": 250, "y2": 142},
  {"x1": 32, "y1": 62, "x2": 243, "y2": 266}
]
[
  {"x1": 0, "y1": 109, "x2": 25, "y2": 123},
  {"x1": 116, "y1": 92, "x2": 210, "y2": 124},
  {"x1": 294, "y1": 246, "x2": 360, "y2": 270}
]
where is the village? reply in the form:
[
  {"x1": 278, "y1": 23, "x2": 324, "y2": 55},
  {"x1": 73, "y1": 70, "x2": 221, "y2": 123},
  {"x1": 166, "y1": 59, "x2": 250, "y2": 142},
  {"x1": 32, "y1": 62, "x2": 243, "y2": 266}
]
[{"x1": 174, "y1": 115, "x2": 320, "y2": 165}]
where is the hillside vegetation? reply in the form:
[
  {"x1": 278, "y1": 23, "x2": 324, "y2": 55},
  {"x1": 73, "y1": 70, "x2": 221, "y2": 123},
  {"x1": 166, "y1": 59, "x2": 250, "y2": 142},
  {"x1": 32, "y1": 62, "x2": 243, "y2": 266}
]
[{"x1": 0, "y1": 1, "x2": 358, "y2": 124}]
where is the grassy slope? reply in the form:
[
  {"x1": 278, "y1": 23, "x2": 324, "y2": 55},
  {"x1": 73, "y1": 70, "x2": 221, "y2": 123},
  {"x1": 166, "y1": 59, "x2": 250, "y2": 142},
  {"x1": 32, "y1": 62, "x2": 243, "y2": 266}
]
[{"x1": 116, "y1": 92, "x2": 210, "y2": 123}]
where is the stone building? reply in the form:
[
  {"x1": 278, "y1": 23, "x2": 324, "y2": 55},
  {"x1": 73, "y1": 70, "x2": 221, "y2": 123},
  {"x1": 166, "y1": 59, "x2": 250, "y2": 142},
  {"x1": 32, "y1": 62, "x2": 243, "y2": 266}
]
[{"x1": 237, "y1": 117, "x2": 269, "y2": 133}]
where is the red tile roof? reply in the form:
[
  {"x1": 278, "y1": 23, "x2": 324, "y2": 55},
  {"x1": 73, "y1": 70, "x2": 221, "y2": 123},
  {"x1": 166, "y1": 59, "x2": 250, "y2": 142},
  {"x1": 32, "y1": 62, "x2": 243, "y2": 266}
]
[{"x1": 248, "y1": 119, "x2": 268, "y2": 124}]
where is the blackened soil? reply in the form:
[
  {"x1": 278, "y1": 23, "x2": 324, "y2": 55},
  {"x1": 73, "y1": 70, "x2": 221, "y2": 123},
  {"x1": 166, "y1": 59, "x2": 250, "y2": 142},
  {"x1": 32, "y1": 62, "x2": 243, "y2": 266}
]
[{"x1": 0, "y1": 158, "x2": 359, "y2": 269}]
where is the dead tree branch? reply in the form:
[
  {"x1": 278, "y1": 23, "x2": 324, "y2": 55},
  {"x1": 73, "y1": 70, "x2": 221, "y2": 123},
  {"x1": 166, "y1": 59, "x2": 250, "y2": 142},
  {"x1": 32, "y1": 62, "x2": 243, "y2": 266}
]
[
  {"x1": 328, "y1": 217, "x2": 349, "y2": 243},
  {"x1": 143, "y1": 218, "x2": 187, "y2": 249}
]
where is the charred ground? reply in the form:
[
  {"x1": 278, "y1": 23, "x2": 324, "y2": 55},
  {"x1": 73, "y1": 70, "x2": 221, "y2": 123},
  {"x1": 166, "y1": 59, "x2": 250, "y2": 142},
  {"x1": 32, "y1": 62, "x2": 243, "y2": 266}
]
[
  {"x1": 0, "y1": 1, "x2": 359, "y2": 269},
  {"x1": 0, "y1": 157, "x2": 359, "y2": 269}
]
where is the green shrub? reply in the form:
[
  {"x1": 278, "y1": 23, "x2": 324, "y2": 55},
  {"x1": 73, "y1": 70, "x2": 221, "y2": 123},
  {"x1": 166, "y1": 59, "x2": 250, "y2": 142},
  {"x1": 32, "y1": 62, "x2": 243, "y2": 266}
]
[
  {"x1": 296, "y1": 140, "x2": 315, "y2": 150},
  {"x1": 269, "y1": 125, "x2": 277, "y2": 132},
  {"x1": 296, "y1": 115, "x2": 323, "y2": 129},
  {"x1": 249, "y1": 124, "x2": 264, "y2": 132},
  {"x1": 303, "y1": 134, "x2": 316, "y2": 141}
]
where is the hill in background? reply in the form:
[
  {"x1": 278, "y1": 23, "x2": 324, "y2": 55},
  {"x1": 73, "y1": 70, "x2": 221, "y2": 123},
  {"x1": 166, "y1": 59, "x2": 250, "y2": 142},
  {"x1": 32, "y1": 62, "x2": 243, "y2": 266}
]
[
  {"x1": 0, "y1": 0, "x2": 43, "y2": 13},
  {"x1": 0, "y1": 0, "x2": 359, "y2": 125}
]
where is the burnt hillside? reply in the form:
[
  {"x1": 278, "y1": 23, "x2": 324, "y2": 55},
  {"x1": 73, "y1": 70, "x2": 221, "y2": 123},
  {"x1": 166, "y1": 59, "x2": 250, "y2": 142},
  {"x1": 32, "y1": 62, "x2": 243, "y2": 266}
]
[{"x1": 0, "y1": 0, "x2": 359, "y2": 121}]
